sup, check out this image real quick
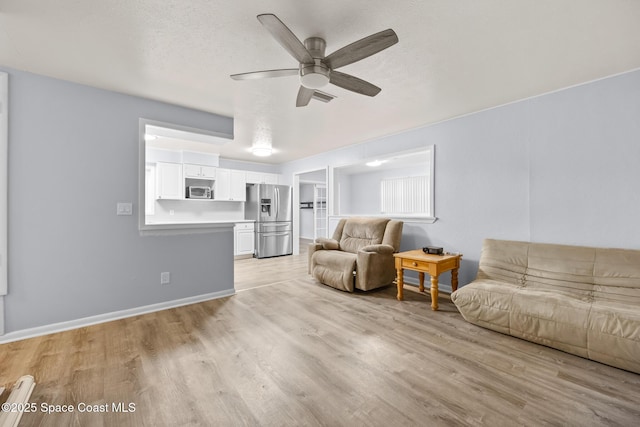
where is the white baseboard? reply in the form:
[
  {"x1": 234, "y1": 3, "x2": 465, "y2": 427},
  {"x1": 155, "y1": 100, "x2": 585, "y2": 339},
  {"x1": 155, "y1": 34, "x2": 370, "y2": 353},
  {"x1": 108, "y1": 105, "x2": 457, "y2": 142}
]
[{"x1": 0, "y1": 288, "x2": 235, "y2": 344}]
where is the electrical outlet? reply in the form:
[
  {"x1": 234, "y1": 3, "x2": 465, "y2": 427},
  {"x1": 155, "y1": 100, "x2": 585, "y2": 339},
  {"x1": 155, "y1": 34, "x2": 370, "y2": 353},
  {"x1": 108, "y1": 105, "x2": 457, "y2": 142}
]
[
  {"x1": 116, "y1": 202, "x2": 133, "y2": 216},
  {"x1": 160, "y1": 272, "x2": 171, "y2": 285}
]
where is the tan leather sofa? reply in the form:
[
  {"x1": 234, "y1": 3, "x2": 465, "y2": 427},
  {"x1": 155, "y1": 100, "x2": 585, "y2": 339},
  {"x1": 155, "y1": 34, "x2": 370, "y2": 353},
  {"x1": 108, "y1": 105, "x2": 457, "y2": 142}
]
[
  {"x1": 308, "y1": 217, "x2": 403, "y2": 292},
  {"x1": 451, "y1": 239, "x2": 640, "y2": 374}
]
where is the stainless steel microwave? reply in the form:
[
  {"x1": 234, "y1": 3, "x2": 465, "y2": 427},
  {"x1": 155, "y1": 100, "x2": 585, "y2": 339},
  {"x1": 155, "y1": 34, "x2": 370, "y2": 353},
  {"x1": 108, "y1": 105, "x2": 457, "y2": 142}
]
[{"x1": 186, "y1": 186, "x2": 212, "y2": 199}]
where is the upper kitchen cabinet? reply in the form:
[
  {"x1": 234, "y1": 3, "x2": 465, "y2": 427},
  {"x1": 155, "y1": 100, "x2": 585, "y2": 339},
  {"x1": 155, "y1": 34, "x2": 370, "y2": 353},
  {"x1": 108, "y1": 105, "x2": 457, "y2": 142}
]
[
  {"x1": 246, "y1": 171, "x2": 280, "y2": 185},
  {"x1": 215, "y1": 168, "x2": 246, "y2": 201},
  {"x1": 156, "y1": 162, "x2": 183, "y2": 199},
  {"x1": 230, "y1": 170, "x2": 246, "y2": 201},
  {"x1": 184, "y1": 163, "x2": 216, "y2": 179}
]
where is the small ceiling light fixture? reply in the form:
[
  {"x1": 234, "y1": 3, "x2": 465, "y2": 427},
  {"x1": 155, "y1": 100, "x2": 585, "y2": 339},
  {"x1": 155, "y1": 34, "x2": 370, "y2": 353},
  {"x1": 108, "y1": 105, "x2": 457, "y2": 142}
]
[
  {"x1": 366, "y1": 160, "x2": 387, "y2": 167},
  {"x1": 251, "y1": 138, "x2": 273, "y2": 157},
  {"x1": 252, "y1": 145, "x2": 273, "y2": 157}
]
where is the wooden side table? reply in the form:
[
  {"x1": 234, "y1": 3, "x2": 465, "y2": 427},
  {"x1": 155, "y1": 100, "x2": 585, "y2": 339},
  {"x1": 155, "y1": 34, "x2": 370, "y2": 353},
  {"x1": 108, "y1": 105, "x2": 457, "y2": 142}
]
[{"x1": 393, "y1": 250, "x2": 462, "y2": 310}]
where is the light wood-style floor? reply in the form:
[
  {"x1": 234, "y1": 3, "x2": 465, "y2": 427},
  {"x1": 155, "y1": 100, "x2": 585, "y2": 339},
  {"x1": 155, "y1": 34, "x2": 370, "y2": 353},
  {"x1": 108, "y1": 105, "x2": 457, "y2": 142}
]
[{"x1": 2, "y1": 252, "x2": 640, "y2": 426}]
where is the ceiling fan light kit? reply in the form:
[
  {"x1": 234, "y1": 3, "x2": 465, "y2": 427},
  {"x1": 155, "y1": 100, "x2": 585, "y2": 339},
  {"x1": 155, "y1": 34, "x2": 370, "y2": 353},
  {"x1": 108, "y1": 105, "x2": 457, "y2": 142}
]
[
  {"x1": 300, "y1": 63, "x2": 330, "y2": 89},
  {"x1": 231, "y1": 13, "x2": 398, "y2": 107}
]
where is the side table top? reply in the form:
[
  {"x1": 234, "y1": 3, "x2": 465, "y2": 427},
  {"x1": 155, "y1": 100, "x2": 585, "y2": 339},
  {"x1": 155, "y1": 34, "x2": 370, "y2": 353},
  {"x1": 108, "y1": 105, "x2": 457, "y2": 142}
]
[{"x1": 394, "y1": 249, "x2": 462, "y2": 264}]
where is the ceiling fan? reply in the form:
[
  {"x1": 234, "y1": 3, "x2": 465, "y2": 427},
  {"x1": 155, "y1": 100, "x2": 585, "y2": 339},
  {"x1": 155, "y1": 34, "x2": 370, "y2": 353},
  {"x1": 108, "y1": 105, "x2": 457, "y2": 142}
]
[{"x1": 231, "y1": 14, "x2": 399, "y2": 107}]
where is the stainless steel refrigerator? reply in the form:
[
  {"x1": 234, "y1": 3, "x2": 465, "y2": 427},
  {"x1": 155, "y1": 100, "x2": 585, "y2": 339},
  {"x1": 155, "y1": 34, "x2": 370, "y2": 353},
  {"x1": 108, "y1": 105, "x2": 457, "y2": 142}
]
[{"x1": 245, "y1": 184, "x2": 293, "y2": 258}]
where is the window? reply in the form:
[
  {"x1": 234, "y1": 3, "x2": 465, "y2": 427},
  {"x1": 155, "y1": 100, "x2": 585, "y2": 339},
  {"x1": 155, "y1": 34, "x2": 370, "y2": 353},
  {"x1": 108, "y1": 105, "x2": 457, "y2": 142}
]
[{"x1": 381, "y1": 175, "x2": 430, "y2": 215}]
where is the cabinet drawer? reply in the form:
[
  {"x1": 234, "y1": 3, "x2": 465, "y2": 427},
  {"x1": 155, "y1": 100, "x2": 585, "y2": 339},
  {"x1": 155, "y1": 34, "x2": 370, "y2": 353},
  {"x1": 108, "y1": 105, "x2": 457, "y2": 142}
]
[
  {"x1": 235, "y1": 222, "x2": 254, "y2": 231},
  {"x1": 401, "y1": 258, "x2": 431, "y2": 271}
]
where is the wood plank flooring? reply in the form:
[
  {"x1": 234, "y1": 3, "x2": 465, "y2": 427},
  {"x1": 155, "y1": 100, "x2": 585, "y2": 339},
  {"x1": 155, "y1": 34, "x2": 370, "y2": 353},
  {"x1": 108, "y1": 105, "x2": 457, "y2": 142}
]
[{"x1": 1, "y1": 252, "x2": 640, "y2": 426}]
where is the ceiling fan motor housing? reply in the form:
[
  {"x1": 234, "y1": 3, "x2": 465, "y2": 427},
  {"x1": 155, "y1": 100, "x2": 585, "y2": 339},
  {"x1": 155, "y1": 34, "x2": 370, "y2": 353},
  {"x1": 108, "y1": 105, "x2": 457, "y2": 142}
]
[{"x1": 300, "y1": 37, "x2": 330, "y2": 89}]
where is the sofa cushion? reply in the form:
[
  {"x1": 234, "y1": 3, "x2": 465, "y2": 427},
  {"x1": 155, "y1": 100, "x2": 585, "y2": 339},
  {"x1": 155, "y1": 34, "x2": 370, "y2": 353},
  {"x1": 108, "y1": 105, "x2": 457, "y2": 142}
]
[
  {"x1": 593, "y1": 247, "x2": 640, "y2": 303},
  {"x1": 525, "y1": 243, "x2": 595, "y2": 299},
  {"x1": 339, "y1": 217, "x2": 389, "y2": 254},
  {"x1": 509, "y1": 290, "x2": 590, "y2": 358},
  {"x1": 588, "y1": 301, "x2": 640, "y2": 373},
  {"x1": 476, "y1": 239, "x2": 528, "y2": 284},
  {"x1": 311, "y1": 250, "x2": 357, "y2": 292},
  {"x1": 450, "y1": 279, "x2": 521, "y2": 335}
]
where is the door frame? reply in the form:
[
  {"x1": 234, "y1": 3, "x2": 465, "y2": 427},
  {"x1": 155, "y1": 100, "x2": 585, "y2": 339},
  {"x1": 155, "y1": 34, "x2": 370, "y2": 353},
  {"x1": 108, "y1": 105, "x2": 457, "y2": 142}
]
[
  {"x1": 292, "y1": 167, "x2": 328, "y2": 256},
  {"x1": 0, "y1": 72, "x2": 8, "y2": 335}
]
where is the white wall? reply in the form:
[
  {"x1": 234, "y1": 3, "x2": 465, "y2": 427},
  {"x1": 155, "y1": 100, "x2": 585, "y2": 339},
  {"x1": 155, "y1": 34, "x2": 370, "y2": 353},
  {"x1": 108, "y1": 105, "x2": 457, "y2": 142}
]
[
  {"x1": 280, "y1": 69, "x2": 640, "y2": 291},
  {"x1": 2, "y1": 67, "x2": 236, "y2": 335}
]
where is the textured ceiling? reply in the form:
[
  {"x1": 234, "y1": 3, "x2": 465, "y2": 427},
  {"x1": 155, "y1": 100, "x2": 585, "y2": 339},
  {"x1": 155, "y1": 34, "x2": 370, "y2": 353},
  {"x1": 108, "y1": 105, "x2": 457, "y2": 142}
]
[{"x1": 1, "y1": 0, "x2": 639, "y2": 164}]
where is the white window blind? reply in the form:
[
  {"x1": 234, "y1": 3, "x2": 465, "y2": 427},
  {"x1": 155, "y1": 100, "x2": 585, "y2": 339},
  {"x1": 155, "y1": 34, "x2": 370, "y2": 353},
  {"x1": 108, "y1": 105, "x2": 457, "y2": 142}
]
[{"x1": 381, "y1": 175, "x2": 429, "y2": 214}]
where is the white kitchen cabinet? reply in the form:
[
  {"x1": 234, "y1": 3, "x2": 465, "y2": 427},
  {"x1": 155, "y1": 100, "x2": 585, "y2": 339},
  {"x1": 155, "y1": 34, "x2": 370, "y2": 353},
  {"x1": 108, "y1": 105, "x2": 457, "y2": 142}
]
[
  {"x1": 230, "y1": 170, "x2": 246, "y2": 201},
  {"x1": 156, "y1": 162, "x2": 183, "y2": 200},
  {"x1": 214, "y1": 168, "x2": 231, "y2": 200},
  {"x1": 245, "y1": 171, "x2": 263, "y2": 184},
  {"x1": 215, "y1": 168, "x2": 246, "y2": 201},
  {"x1": 264, "y1": 173, "x2": 279, "y2": 185},
  {"x1": 184, "y1": 163, "x2": 216, "y2": 179},
  {"x1": 245, "y1": 171, "x2": 281, "y2": 185},
  {"x1": 234, "y1": 222, "x2": 255, "y2": 257}
]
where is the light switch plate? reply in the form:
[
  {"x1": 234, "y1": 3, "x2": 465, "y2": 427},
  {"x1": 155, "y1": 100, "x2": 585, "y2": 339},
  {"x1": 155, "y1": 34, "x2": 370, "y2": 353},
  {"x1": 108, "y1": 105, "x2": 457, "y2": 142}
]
[{"x1": 116, "y1": 202, "x2": 133, "y2": 216}]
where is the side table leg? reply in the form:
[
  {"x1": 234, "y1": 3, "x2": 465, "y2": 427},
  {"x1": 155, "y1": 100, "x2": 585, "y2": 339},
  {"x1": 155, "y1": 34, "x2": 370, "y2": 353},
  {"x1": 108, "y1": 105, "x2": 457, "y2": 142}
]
[
  {"x1": 418, "y1": 272, "x2": 425, "y2": 292},
  {"x1": 396, "y1": 268, "x2": 404, "y2": 300},
  {"x1": 451, "y1": 268, "x2": 459, "y2": 292},
  {"x1": 430, "y1": 275, "x2": 439, "y2": 311}
]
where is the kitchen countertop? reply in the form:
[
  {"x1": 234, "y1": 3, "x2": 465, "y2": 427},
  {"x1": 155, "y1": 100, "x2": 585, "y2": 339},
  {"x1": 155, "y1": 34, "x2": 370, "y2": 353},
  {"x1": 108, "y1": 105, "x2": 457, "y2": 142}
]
[{"x1": 147, "y1": 219, "x2": 255, "y2": 225}]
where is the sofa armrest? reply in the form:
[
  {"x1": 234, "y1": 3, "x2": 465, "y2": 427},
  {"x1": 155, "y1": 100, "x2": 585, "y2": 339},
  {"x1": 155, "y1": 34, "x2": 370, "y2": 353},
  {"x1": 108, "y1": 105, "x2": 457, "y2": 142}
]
[
  {"x1": 315, "y1": 238, "x2": 340, "y2": 250},
  {"x1": 356, "y1": 248, "x2": 396, "y2": 291},
  {"x1": 360, "y1": 244, "x2": 395, "y2": 255},
  {"x1": 308, "y1": 242, "x2": 323, "y2": 275}
]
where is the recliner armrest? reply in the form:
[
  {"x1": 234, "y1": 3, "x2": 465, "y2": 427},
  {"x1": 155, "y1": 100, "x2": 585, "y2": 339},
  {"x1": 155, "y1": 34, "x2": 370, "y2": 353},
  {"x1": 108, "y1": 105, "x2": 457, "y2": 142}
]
[
  {"x1": 315, "y1": 238, "x2": 340, "y2": 250},
  {"x1": 359, "y1": 244, "x2": 395, "y2": 255}
]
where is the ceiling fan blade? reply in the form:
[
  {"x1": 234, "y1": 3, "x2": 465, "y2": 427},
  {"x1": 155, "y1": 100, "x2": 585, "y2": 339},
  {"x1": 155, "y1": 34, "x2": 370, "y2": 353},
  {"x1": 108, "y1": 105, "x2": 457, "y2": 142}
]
[
  {"x1": 329, "y1": 71, "x2": 381, "y2": 97},
  {"x1": 230, "y1": 68, "x2": 298, "y2": 80},
  {"x1": 296, "y1": 86, "x2": 315, "y2": 107},
  {"x1": 257, "y1": 14, "x2": 313, "y2": 64},
  {"x1": 324, "y1": 29, "x2": 398, "y2": 70}
]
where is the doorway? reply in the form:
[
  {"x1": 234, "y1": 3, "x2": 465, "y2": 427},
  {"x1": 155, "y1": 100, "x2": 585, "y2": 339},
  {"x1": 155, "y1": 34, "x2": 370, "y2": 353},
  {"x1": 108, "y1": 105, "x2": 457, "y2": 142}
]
[{"x1": 292, "y1": 168, "x2": 328, "y2": 255}]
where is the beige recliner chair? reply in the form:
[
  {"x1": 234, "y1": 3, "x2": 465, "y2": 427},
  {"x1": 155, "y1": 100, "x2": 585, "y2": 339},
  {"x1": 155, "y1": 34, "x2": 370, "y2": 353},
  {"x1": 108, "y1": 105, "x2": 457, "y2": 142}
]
[{"x1": 308, "y1": 217, "x2": 403, "y2": 292}]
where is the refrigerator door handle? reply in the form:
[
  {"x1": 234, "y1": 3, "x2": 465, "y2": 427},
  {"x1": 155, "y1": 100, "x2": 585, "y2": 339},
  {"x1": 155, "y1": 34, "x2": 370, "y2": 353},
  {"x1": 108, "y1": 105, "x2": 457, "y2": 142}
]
[
  {"x1": 261, "y1": 232, "x2": 290, "y2": 237},
  {"x1": 275, "y1": 187, "x2": 279, "y2": 219}
]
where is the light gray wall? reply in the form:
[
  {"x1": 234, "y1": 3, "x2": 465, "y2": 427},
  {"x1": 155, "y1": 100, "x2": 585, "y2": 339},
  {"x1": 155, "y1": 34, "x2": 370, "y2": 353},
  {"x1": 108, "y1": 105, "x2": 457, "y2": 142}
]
[
  {"x1": 4, "y1": 67, "x2": 236, "y2": 333},
  {"x1": 280, "y1": 69, "x2": 640, "y2": 291}
]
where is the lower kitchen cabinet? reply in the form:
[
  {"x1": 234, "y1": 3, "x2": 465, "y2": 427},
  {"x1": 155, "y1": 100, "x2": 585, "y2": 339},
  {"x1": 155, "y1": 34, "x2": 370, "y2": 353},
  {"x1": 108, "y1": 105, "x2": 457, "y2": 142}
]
[{"x1": 234, "y1": 222, "x2": 255, "y2": 257}]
